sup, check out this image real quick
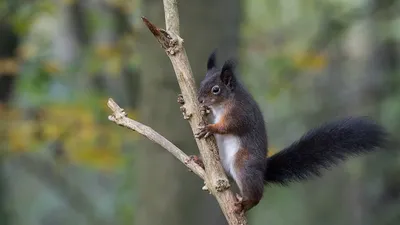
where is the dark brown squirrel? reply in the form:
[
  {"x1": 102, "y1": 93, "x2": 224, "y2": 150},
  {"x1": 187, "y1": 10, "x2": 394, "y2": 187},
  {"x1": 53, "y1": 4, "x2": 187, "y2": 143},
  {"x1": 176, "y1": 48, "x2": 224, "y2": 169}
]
[{"x1": 190, "y1": 50, "x2": 388, "y2": 214}]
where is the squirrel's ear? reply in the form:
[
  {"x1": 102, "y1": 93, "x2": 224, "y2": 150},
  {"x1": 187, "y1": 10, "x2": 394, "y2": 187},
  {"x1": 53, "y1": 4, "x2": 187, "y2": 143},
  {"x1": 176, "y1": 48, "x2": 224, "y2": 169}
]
[
  {"x1": 220, "y1": 59, "x2": 236, "y2": 89},
  {"x1": 207, "y1": 50, "x2": 217, "y2": 70}
]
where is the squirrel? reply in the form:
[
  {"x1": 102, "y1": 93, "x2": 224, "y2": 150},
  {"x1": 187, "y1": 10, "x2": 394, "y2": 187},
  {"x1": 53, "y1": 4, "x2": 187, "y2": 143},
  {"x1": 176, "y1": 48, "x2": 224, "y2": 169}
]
[{"x1": 191, "y1": 51, "x2": 388, "y2": 214}]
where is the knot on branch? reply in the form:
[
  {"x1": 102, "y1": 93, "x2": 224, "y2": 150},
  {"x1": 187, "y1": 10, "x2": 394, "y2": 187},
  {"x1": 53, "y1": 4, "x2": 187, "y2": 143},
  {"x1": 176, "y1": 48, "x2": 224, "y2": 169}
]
[
  {"x1": 142, "y1": 17, "x2": 183, "y2": 55},
  {"x1": 177, "y1": 94, "x2": 185, "y2": 105},
  {"x1": 177, "y1": 94, "x2": 192, "y2": 120},
  {"x1": 214, "y1": 178, "x2": 230, "y2": 192}
]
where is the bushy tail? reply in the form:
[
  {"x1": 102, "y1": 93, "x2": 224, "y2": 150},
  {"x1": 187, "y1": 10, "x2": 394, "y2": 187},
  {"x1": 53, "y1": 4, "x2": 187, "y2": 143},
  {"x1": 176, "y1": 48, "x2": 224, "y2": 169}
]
[{"x1": 264, "y1": 117, "x2": 388, "y2": 185}]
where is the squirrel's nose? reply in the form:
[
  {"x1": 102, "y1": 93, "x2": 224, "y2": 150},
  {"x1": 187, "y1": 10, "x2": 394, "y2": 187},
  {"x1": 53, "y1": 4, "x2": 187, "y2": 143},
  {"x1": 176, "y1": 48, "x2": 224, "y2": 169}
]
[{"x1": 198, "y1": 97, "x2": 204, "y2": 104}]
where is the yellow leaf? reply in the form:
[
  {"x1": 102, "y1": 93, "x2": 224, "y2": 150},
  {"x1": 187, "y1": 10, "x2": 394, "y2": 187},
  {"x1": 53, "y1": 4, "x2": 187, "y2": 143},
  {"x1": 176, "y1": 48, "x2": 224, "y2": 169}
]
[
  {"x1": 18, "y1": 44, "x2": 38, "y2": 60},
  {"x1": 0, "y1": 105, "x2": 20, "y2": 119},
  {"x1": 79, "y1": 126, "x2": 97, "y2": 143},
  {"x1": 95, "y1": 43, "x2": 116, "y2": 59},
  {"x1": 292, "y1": 52, "x2": 327, "y2": 71},
  {"x1": 8, "y1": 121, "x2": 38, "y2": 153},
  {"x1": 42, "y1": 122, "x2": 61, "y2": 140},
  {"x1": 69, "y1": 147, "x2": 123, "y2": 171},
  {"x1": 43, "y1": 60, "x2": 62, "y2": 74},
  {"x1": 0, "y1": 58, "x2": 19, "y2": 74},
  {"x1": 105, "y1": 54, "x2": 122, "y2": 76},
  {"x1": 62, "y1": 0, "x2": 76, "y2": 5},
  {"x1": 46, "y1": 105, "x2": 94, "y2": 126}
]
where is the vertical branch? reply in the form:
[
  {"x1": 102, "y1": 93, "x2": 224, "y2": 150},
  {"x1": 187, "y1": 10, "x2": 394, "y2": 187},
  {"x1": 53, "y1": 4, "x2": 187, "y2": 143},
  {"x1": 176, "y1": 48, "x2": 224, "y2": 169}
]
[
  {"x1": 163, "y1": 0, "x2": 180, "y2": 34},
  {"x1": 139, "y1": 1, "x2": 248, "y2": 224}
]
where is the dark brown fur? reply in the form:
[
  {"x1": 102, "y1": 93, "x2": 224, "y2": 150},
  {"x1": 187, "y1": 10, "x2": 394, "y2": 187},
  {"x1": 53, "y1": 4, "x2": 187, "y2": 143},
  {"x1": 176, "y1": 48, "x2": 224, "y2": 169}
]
[{"x1": 197, "y1": 52, "x2": 267, "y2": 213}]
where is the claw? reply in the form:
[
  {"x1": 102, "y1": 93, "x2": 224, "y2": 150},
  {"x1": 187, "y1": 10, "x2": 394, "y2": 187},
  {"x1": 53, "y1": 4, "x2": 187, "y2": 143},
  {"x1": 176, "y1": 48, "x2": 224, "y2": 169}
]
[
  {"x1": 195, "y1": 125, "x2": 204, "y2": 136},
  {"x1": 195, "y1": 131, "x2": 206, "y2": 139},
  {"x1": 203, "y1": 132, "x2": 212, "y2": 138},
  {"x1": 195, "y1": 125, "x2": 211, "y2": 139}
]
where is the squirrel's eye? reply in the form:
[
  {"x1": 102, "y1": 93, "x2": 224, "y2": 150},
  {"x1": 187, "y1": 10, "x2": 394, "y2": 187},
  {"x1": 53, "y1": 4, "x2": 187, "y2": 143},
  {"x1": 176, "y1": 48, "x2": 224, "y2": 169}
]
[{"x1": 211, "y1": 85, "x2": 220, "y2": 95}]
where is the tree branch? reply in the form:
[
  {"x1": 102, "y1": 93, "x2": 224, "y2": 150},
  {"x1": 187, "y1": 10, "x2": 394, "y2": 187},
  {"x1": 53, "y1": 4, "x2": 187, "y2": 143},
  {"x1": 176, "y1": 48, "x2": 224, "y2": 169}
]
[
  {"x1": 107, "y1": 98, "x2": 205, "y2": 180},
  {"x1": 138, "y1": 1, "x2": 248, "y2": 224}
]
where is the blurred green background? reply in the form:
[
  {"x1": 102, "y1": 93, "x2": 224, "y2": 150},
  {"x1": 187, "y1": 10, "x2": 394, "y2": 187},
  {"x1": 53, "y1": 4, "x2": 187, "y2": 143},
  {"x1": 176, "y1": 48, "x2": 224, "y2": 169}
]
[{"x1": 1, "y1": 0, "x2": 400, "y2": 225}]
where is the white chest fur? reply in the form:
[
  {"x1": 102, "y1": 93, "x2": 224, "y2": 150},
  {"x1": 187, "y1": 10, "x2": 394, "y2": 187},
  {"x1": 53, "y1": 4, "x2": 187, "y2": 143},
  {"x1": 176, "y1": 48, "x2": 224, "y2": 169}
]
[{"x1": 209, "y1": 105, "x2": 240, "y2": 179}]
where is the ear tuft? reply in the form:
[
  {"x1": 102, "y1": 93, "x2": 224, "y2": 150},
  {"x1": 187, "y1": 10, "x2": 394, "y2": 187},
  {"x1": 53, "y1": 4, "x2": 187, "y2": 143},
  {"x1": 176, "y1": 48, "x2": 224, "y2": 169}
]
[
  {"x1": 221, "y1": 59, "x2": 236, "y2": 73},
  {"x1": 207, "y1": 50, "x2": 217, "y2": 70},
  {"x1": 220, "y1": 59, "x2": 237, "y2": 88}
]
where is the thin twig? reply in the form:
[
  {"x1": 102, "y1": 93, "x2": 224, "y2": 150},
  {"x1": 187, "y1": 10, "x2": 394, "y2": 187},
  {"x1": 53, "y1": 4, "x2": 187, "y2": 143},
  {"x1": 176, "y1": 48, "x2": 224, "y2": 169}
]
[{"x1": 107, "y1": 98, "x2": 205, "y2": 180}]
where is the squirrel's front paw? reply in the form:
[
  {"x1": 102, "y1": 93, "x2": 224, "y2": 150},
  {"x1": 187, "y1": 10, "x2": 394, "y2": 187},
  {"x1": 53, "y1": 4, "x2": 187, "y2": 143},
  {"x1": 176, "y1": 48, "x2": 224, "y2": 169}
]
[
  {"x1": 200, "y1": 105, "x2": 210, "y2": 116},
  {"x1": 195, "y1": 124, "x2": 213, "y2": 139}
]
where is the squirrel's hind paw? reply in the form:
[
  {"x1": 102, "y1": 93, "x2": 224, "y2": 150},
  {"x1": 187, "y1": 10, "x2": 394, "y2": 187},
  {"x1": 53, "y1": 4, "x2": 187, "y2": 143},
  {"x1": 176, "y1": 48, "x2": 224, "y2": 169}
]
[
  {"x1": 235, "y1": 193, "x2": 243, "y2": 202},
  {"x1": 234, "y1": 199, "x2": 244, "y2": 215},
  {"x1": 185, "y1": 155, "x2": 205, "y2": 169}
]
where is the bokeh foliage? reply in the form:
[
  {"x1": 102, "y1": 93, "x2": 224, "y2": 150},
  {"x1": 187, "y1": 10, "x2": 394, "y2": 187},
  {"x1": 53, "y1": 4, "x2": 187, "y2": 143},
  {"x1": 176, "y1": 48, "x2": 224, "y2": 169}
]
[{"x1": 0, "y1": 0, "x2": 399, "y2": 225}]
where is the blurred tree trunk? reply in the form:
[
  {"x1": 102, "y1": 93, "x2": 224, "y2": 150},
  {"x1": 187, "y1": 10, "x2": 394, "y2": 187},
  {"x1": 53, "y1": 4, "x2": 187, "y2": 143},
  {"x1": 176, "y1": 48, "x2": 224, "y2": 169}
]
[
  {"x1": 0, "y1": 20, "x2": 20, "y2": 225},
  {"x1": 136, "y1": 1, "x2": 241, "y2": 225},
  {"x1": 361, "y1": 1, "x2": 400, "y2": 224},
  {"x1": 302, "y1": 1, "x2": 399, "y2": 224},
  {"x1": 301, "y1": 44, "x2": 351, "y2": 225}
]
